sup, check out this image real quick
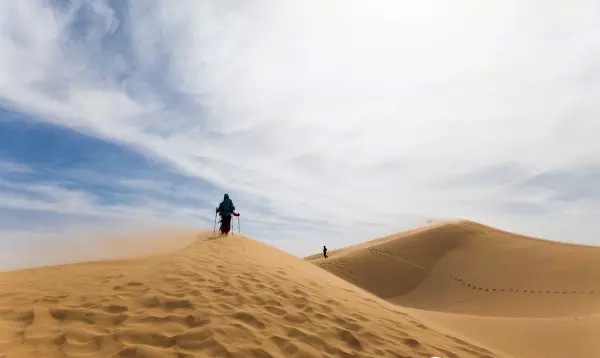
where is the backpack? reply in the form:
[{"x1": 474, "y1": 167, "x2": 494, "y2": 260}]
[{"x1": 220, "y1": 199, "x2": 234, "y2": 216}]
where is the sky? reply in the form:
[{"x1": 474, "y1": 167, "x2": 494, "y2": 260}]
[{"x1": 1, "y1": 0, "x2": 600, "y2": 269}]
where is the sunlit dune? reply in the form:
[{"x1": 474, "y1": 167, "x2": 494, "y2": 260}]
[
  {"x1": 307, "y1": 220, "x2": 600, "y2": 358},
  {"x1": 0, "y1": 230, "x2": 496, "y2": 357}
]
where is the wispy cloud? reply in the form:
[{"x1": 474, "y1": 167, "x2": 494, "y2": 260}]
[
  {"x1": 0, "y1": 159, "x2": 32, "y2": 174},
  {"x1": 1, "y1": 0, "x2": 600, "y2": 266}
]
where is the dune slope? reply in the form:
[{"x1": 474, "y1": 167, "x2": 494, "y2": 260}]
[
  {"x1": 0, "y1": 231, "x2": 496, "y2": 358},
  {"x1": 307, "y1": 220, "x2": 600, "y2": 317},
  {"x1": 306, "y1": 220, "x2": 600, "y2": 357}
]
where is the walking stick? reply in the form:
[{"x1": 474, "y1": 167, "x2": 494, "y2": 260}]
[{"x1": 213, "y1": 212, "x2": 217, "y2": 236}]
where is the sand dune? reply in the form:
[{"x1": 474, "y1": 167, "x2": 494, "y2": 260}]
[
  {"x1": 0, "y1": 231, "x2": 496, "y2": 358},
  {"x1": 307, "y1": 220, "x2": 600, "y2": 357}
]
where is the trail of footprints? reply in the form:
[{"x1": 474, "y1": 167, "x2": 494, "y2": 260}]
[
  {"x1": 0, "y1": 243, "x2": 496, "y2": 358},
  {"x1": 448, "y1": 275, "x2": 597, "y2": 295}
]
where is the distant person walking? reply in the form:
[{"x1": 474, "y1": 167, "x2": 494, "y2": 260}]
[
  {"x1": 323, "y1": 245, "x2": 328, "y2": 259},
  {"x1": 216, "y1": 193, "x2": 240, "y2": 235}
]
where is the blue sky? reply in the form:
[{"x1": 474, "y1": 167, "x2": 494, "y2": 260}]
[{"x1": 1, "y1": 1, "x2": 600, "y2": 269}]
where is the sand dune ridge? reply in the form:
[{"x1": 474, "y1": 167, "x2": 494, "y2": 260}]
[
  {"x1": 307, "y1": 220, "x2": 600, "y2": 357},
  {"x1": 0, "y1": 231, "x2": 497, "y2": 358}
]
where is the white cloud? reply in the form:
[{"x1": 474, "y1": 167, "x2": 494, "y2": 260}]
[
  {"x1": 0, "y1": 177, "x2": 212, "y2": 224},
  {"x1": 1, "y1": 0, "x2": 600, "y2": 251}
]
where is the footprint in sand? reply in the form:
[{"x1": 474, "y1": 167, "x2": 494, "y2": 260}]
[{"x1": 231, "y1": 312, "x2": 265, "y2": 329}]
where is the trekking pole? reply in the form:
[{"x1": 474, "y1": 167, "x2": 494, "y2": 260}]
[{"x1": 213, "y1": 212, "x2": 217, "y2": 236}]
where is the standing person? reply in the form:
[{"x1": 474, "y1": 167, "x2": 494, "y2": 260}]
[
  {"x1": 216, "y1": 193, "x2": 240, "y2": 235},
  {"x1": 323, "y1": 245, "x2": 328, "y2": 259}
]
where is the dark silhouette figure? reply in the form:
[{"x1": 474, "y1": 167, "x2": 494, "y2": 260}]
[
  {"x1": 323, "y1": 245, "x2": 328, "y2": 259},
  {"x1": 216, "y1": 193, "x2": 240, "y2": 235}
]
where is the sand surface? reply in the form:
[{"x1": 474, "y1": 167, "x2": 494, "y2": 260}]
[
  {"x1": 307, "y1": 220, "x2": 600, "y2": 358},
  {"x1": 0, "y1": 230, "x2": 497, "y2": 358}
]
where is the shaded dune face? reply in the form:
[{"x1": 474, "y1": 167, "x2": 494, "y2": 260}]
[
  {"x1": 0, "y1": 232, "x2": 497, "y2": 358},
  {"x1": 307, "y1": 220, "x2": 600, "y2": 318},
  {"x1": 306, "y1": 222, "x2": 465, "y2": 302}
]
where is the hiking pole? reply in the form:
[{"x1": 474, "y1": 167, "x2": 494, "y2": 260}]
[{"x1": 213, "y1": 212, "x2": 217, "y2": 236}]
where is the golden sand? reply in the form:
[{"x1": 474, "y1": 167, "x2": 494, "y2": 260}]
[
  {"x1": 0, "y1": 229, "x2": 496, "y2": 357},
  {"x1": 307, "y1": 220, "x2": 600, "y2": 358}
]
